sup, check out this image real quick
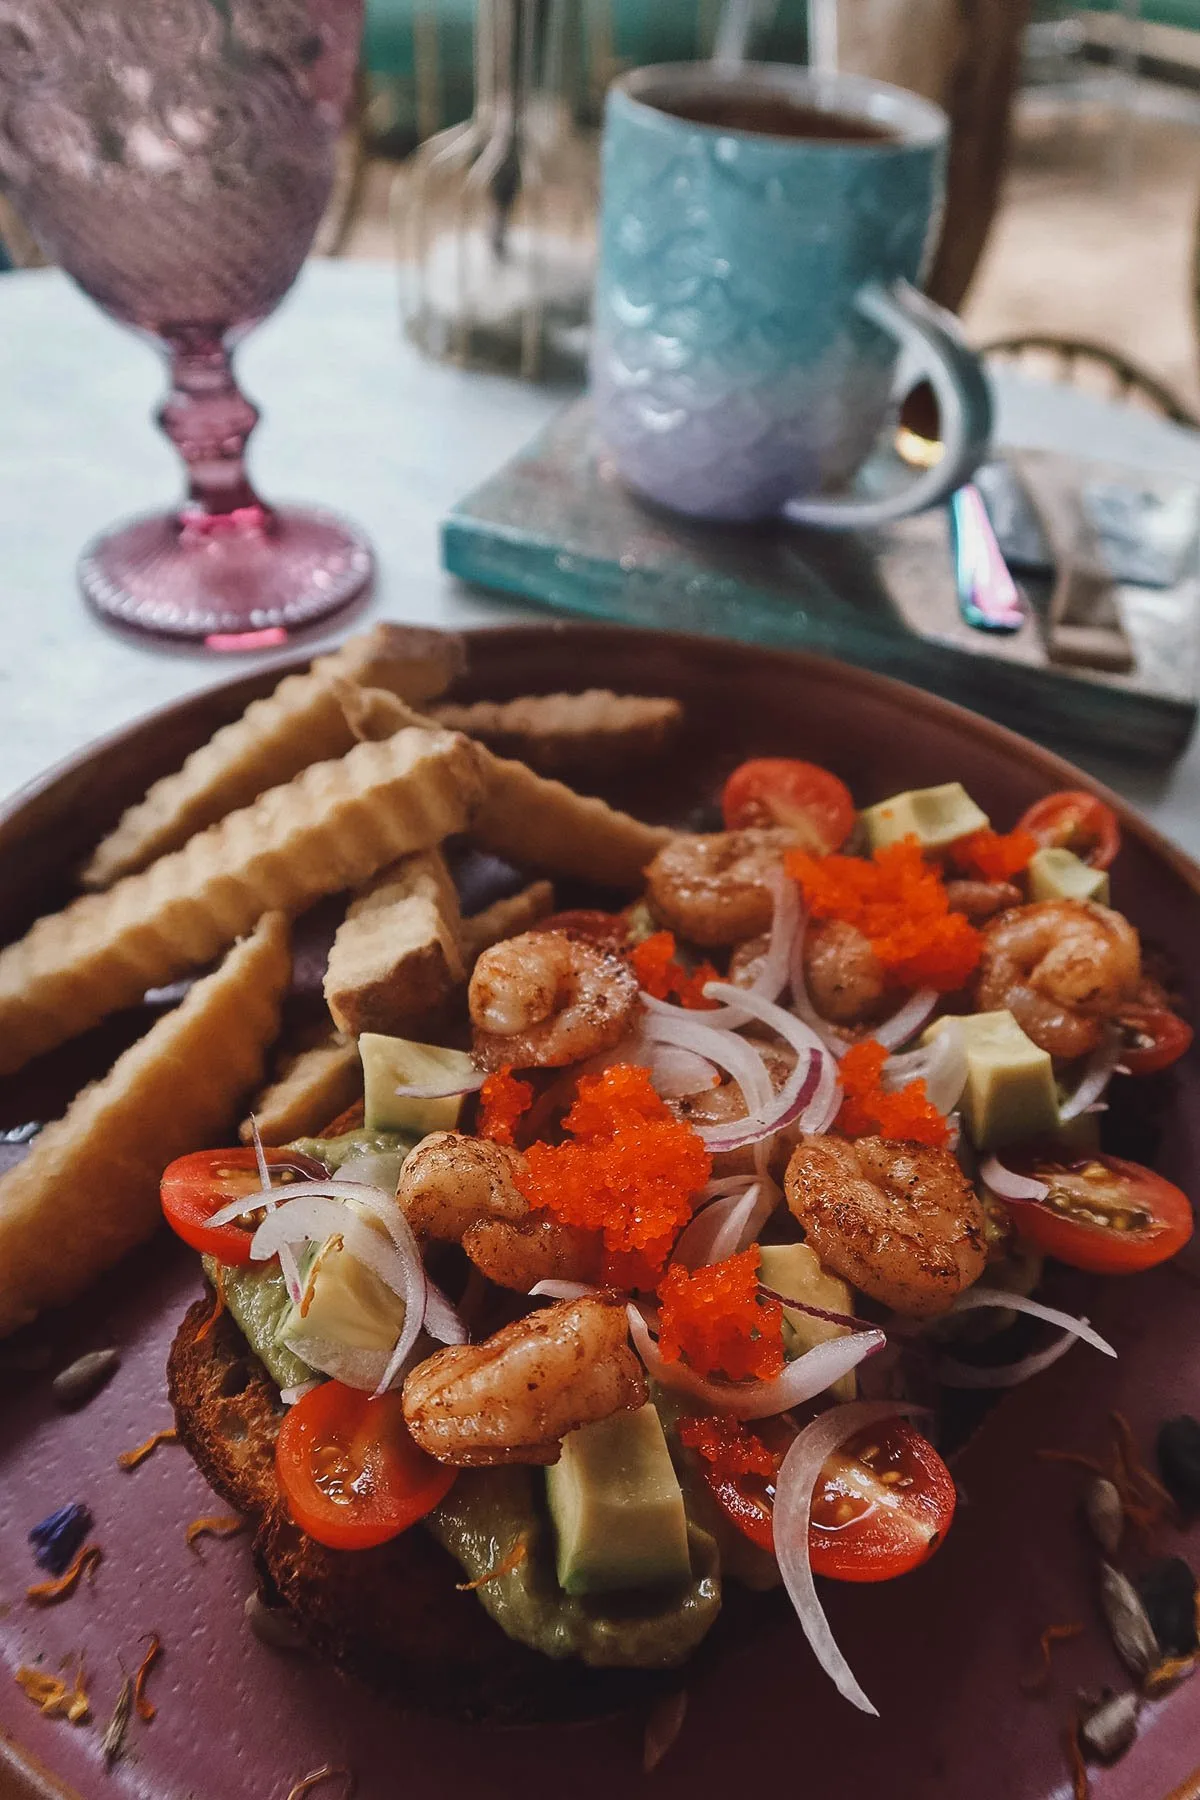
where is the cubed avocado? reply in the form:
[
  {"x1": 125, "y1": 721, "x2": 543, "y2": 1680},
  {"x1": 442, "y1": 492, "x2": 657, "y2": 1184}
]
[
  {"x1": 1027, "y1": 846, "x2": 1110, "y2": 906},
  {"x1": 758, "y1": 1242, "x2": 857, "y2": 1402},
  {"x1": 360, "y1": 1032, "x2": 477, "y2": 1135},
  {"x1": 861, "y1": 782, "x2": 989, "y2": 853},
  {"x1": 924, "y1": 1009, "x2": 1059, "y2": 1150},
  {"x1": 546, "y1": 1404, "x2": 691, "y2": 1597},
  {"x1": 277, "y1": 1226, "x2": 407, "y2": 1361}
]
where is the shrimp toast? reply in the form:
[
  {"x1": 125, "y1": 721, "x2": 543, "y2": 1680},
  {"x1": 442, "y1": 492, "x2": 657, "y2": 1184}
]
[
  {"x1": 168, "y1": 1292, "x2": 681, "y2": 1722},
  {"x1": 240, "y1": 1031, "x2": 362, "y2": 1146},
  {"x1": 83, "y1": 625, "x2": 467, "y2": 889},
  {"x1": 339, "y1": 682, "x2": 671, "y2": 889},
  {"x1": 430, "y1": 690, "x2": 682, "y2": 778},
  {"x1": 324, "y1": 848, "x2": 465, "y2": 1038},
  {"x1": 0, "y1": 727, "x2": 482, "y2": 1077},
  {"x1": 0, "y1": 912, "x2": 290, "y2": 1336}
]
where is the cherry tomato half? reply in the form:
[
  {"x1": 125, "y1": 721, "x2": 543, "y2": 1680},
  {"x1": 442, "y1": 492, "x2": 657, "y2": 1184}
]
[
  {"x1": 1117, "y1": 1004, "x2": 1194, "y2": 1076},
  {"x1": 721, "y1": 758, "x2": 856, "y2": 854},
  {"x1": 701, "y1": 1419, "x2": 956, "y2": 1583},
  {"x1": 160, "y1": 1147, "x2": 326, "y2": 1265},
  {"x1": 276, "y1": 1381, "x2": 456, "y2": 1551},
  {"x1": 1017, "y1": 791, "x2": 1120, "y2": 870},
  {"x1": 1002, "y1": 1152, "x2": 1193, "y2": 1274}
]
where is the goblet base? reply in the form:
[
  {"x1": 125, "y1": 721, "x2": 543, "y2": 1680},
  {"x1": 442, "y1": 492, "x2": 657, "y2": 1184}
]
[{"x1": 78, "y1": 503, "x2": 374, "y2": 646}]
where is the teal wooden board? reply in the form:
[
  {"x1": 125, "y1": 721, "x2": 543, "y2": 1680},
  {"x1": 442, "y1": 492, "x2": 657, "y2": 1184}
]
[{"x1": 442, "y1": 398, "x2": 1199, "y2": 766}]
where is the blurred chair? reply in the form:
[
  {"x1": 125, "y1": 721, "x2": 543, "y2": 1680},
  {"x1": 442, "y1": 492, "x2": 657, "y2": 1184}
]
[{"x1": 982, "y1": 332, "x2": 1199, "y2": 426}]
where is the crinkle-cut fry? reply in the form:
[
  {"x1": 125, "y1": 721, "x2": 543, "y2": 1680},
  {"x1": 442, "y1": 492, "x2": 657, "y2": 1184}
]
[
  {"x1": 324, "y1": 848, "x2": 465, "y2": 1039},
  {"x1": 240, "y1": 1032, "x2": 362, "y2": 1146},
  {"x1": 462, "y1": 881, "x2": 556, "y2": 960},
  {"x1": 430, "y1": 690, "x2": 683, "y2": 777},
  {"x1": 338, "y1": 684, "x2": 671, "y2": 891},
  {"x1": 0, "y1": 729, "x2": 481, "y2": 1077},
  {"x1": 0, "y1": 913, "x2": 290, "y2": 1337},
  {"x1": 82, "y1": 625, "x2": 467, "y2": 889}
]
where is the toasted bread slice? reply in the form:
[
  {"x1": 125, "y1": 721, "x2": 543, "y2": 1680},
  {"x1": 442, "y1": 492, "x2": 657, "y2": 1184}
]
[
  {"x1": 431, "y1": 691, "x2": 682, "y2": 778},
  {"x1": 83, "y1": 626, "x2": 467, "y2": 889},
  {"x1": 168, "y1": 1293, "x2": 285, "y2": 1516},
  {"x1": 323, "y1": 849, "x2": 465, "y2": 1039},
  {"x1": 0, "y1": 727, "x2": 481, "y2": 1077},
  {"x1": 0, "y1": 913, "x2": 290, "y2": 1337},
  {"x1": 169, "y1": 1298, "x2": 670, "y2": 1722}
]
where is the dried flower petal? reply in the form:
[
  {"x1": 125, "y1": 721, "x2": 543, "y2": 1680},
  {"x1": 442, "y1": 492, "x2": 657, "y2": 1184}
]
[
  {"x1": 455, "y1": 1540, "x2": 527, "y2": 1591},
  {"x1": 26, "y1": 1543, "x2": 102, "y2": 1604},
  {"x1": 186, "y1": 1515, "x2": 244, "y2": 1552},
  {"x1": 28, "y1": 1502, "x2": 93, "y2": 1575},
  {"x1": 132, "y1": 1633, "x2": 162, "y2": 1721},
  {"x1": 15, "y1": 1662, "x2": 90, "y2": 1724},
  {"x1": 117, "y1": 1426, "x2": 178, "y2": 1470},
  {"x1": 1020, "y1": 1622, "x2": 1084, "y2": 1692},
  {"x1": 101, "y1": 1675, "x2": 134, "y2": 1765},
  {"x1": 195, "y1": 1264, "x2": 227, "y2": 1342}
]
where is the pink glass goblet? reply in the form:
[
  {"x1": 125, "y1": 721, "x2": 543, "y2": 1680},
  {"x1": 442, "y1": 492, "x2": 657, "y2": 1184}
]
[{"x1": 0, "y1": 0, "x2": 373, "y2": 646}]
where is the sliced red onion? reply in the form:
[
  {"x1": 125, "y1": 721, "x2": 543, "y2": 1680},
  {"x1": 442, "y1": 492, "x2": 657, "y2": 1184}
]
[
  {"x1": 393, "y1": 1072, "x2": 487, "y2": 1099},
  {"x1": 699, "y1": 1052, "x2": 822, "y2": 1154},
  {"x1": 937, "y1": 1330, "x2": 1083, "y2": 1388},
  {"x1": 673, "y1": 1180, "x2": 779, "y2": 1268},
  {"x1": 642, "y1": 1009, "x2": 773, "y2": 1114},
  {"x1": 758, "y1": 1287, "x2": 862, "y2": 1333},
  {"x1": 871, "y1": 988, "x2": 939, "y2": 1051},
  {"x1": 749, "y1": 867, "x2": 799, "y2": 1006},
  {"x1": 786, "y1": 911, "x2": 853, "y2": 1055},
  {"x1": 772, "y1": 1400, "x2": 924, "y2": 1713},
  {"x1": 642, "y1": 1042, "x2": 721, "y2": 1100},
  {"x1": 529, "y1": 1279, "x2": 599, "y2": 1301},
  {"x1": 700, "y1": 983, "x2": 841, "y2": 1144},
  {"x1": 949, "y1": 1287, "x2": 1116, "y2": 1357},
  {"x1": 279, "y1": 1378, "x2": 322, "y2": 1407},
  {"x1": 882, "y1": 1020, "x2": 967, "y2": 1117},
  {"x1": 627, "y1": 1306, "x2": 884, "y2": 1419},
  {"x1": 424, "y1": 1280, "x2": 468, "y2": 1346},
  {"x1": 978, "y1": 1155, "x2": 1050, "y2": 1204},
  {"x1": 249, "y1": 1192, "x2": 429, "y2": 1395},
  {"x1": 1058, "y1": 1028, "x2": 1122, "y2": 1124},
  {"x1": 249, "y1": 1114, "x2": 303, "y2": 1305},
  {"x1": 210, "y1": 1175, "x2": 404, "y2": 1232}
]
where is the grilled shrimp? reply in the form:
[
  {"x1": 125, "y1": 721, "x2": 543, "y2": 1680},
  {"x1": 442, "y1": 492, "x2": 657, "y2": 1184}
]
[
  {"x1": 784, "y1": 1134, "x2": 987, "y2": 1318},
  {"x1": 398, "y1": 1131, "x2": 597, "y2": 1290},
  {"x1": 398, "y1": 1132, "x2": 528, "y2": 1240},
  {"x1": 975, "y1": 898, "x2": 1140, "y2": 1059},
  {"x1": 462, "y1": 1214, "x2": 602, "y2": 1293},
  {"x1": 469, "y1": 929, "x2": 641, "y2": 1069},
  {"x1": 945, "y1": 879, "x2": 1022, "y2": 923},
  {"x1": 401, "y1": 1296, "x2": 645, "y2": 1466},
  {"x1": 802, "y1": 919, "x2": 888, "y2": 1027},
  {"x1": 645, "y1": 828, "x2": 795, "y2": 948}
]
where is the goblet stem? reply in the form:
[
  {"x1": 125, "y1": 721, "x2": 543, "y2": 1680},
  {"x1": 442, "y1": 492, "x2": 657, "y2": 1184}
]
[{"x1": 157, "y1": 330, "x2": 264, "y2": 522}]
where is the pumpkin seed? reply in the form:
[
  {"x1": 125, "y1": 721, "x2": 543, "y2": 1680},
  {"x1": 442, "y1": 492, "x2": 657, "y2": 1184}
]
[
  {"x1": 52, "y1": 1348, "x2": 119, "y2": 1410},
  {"x1": 1099, "y1": 1563, "x2": 1160, "y2": 1678},
  {"x1": 1084, "y1": 1476, "x2": 1123, "y2": 1556}
]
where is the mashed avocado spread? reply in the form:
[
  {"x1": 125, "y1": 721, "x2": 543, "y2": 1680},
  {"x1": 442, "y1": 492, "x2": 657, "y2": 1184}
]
[{"x1": 288, "y1": 1126, "x2": 416, "y2": 1170}]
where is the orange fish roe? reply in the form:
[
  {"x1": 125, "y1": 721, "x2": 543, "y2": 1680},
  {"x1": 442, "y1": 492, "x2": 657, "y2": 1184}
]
[
  {"x1": 629, "y1": 931, "x2": 720, "y2": 1010},
  {"x1": 518, "y1": 1065, "x2": 711, "y2": 1273},
  {"x1": 657, "y1": 1247, "x2": 784, "y2": 1382},
  {"x1": 787, "y1": 839, "x2": 981, "y2": 992},
  {"x1": 477, "y1": 1066, "x2": 534, "y2": 1146},
  {"x1": 835, "y1": 1039, "x2": 950, "y2": 1148},
  {"x1": 949, "y1": 827, "x2": 1037, "y2": 883},
  {"x1": 679, "y1": 1411, "x2": 780, "y2": 1479}
]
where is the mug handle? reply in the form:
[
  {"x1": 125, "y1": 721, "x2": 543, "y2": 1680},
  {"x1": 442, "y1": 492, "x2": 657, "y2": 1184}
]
[{"x1": 782, "y1": 278, "x2": 994, "y2": 532}]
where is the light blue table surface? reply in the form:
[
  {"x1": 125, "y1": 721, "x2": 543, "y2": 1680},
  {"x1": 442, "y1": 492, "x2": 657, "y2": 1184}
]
[{"x1": 1, "y1": 260, "x2": 1199, "y2": 855}]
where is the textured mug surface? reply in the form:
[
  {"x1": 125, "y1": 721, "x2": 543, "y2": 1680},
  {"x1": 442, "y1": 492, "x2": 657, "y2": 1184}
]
[{"x1": 591, "y1": 65, "x2": 954, "y2": 522}]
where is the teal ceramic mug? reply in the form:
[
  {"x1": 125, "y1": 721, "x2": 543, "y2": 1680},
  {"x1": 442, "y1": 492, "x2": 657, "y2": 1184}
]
[{"x1": 591, "y1": 63, "x2": 993, "y2": 529}]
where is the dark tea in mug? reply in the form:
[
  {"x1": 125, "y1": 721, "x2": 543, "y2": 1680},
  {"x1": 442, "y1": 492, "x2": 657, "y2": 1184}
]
[{"x1": 656, "y1": 90, "x2": 897, "y2": 143}]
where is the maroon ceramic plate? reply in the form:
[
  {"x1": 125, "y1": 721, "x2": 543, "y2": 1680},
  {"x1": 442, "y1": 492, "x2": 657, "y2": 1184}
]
[{"x1": 2, "y1": 624, "x2": 1199, "y2": 1800}]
